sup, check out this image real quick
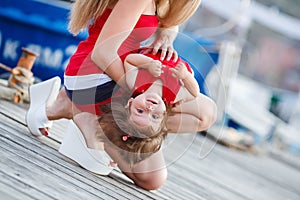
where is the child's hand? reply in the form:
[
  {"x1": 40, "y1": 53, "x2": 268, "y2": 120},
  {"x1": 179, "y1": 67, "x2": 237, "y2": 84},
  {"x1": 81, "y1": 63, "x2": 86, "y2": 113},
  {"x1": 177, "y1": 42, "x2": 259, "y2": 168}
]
[
  {"x1": 146, "y1": 60, "x2": 164, "y2": 77},
  {"x1": 169, "y1": 62, "x2": 188, "y2": 80}
]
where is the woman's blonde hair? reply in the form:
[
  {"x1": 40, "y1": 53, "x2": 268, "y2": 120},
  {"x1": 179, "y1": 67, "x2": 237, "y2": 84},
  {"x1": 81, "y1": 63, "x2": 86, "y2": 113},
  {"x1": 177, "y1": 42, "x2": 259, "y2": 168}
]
[
  {"x1": 68, "y1": 0, "x2": 117, "y2": 35},
  {"x1": 68, "y1": 0, "x2": 201, "y2": 35},
  {"x1": 98, "y1": 94, "x2": 168, "y2": 165},
  {"x1": 156, "y1": 0, "x2": 201, "y2": 28}
]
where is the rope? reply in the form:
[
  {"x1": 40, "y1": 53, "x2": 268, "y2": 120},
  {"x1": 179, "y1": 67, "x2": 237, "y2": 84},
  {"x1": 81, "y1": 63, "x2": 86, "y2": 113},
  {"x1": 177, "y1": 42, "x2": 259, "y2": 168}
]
[{"x1": 0, "y1": 63, "x2": 34, "y2": 103}]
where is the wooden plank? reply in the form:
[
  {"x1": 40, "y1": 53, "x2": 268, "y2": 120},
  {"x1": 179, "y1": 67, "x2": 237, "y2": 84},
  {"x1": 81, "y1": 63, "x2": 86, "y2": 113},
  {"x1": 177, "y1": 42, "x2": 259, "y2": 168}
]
[
  {"x1": 0, "y1": 117, "x2": 162, "y2": 200},
  {"x1": 160, "y1": 180, "x2": 206, "y2": 200},
  {"x1": 163, "y1": 134, "x2": 300, "y2": 200},
  {"x1": 0, "y1": 141, "x2": 116, "y2": 200},
  {"x1": 107, "y1": 172, "x2": 169, "y2": 200},
  {"x1": 186, "y1": 139, "x2": 299, "y2": 196},
  {"x1": 0, "y1": 100, "x2": 177, "y2": 199},
  {"x1": 166, "y1": 165, "x2": 249, "y2": 200},
  {"x1": 0, "y1": 112, "x2": 170, "y2": 200},
  {"x1": 210, "y1": 143, "x2": 300, "y2": 194},
  {"x1": 0, "y1": 104, "x2": 199, "y2": 199},
  {"x1": 162, "y1": 135, "x2": 249, "y2": 199},
  {"x1": 0, "y1": 171, "x2": 51, "y2": 200},
  {"x1": 0, "y1": 100, "x2": 204, "y2": 199},
  {"x1": 0, "y1": 99, "x2": 66, "y2": 142},
  {"x1": 269, "y1": 148, "x2": 300, "y2": 171},
  {"x1": 2, "y1": 99, "x2": 300, "y2": 199},
  {"x1": 0, "y1": 137, "x2": 130, "y2": 200},
  {"x1": 0, "y1": 100, "x2": 28, "y2": 123}
]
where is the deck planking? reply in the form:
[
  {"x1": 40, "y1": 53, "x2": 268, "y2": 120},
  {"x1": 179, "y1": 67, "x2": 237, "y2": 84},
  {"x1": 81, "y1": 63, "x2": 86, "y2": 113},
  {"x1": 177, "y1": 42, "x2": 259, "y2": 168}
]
[{"x1": 1, "y1": 99, "x2": 300, "y2": 200}]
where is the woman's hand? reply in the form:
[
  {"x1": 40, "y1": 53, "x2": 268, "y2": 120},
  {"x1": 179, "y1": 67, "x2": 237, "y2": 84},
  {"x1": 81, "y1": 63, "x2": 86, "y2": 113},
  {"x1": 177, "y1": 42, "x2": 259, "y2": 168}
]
[
  {"x1": 151, "y1": 33, "x2": 178, "y2": 61},
  {"x1": 144, "y1": 26, "x2": 179, "y2": 61}
]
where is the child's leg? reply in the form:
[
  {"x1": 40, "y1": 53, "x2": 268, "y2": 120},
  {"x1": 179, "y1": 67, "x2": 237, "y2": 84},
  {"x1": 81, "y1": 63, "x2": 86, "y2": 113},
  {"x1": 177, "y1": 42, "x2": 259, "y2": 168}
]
[
  {"x1": 104, "y1": 144, "x2": 167, "y2": 190},
  {"x1": 170, "y1": 95, "x2": 217, "y2": 132},
  {"x1": 167, "y1": 113, "x2": 204, "y2": 133}
]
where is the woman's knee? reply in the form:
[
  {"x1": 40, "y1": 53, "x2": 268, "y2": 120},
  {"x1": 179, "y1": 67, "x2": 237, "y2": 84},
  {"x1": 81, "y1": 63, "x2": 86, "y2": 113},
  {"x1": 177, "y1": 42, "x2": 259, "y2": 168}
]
[{"x1": 133, "y1": 168, "x2": 168, "y2": 190}]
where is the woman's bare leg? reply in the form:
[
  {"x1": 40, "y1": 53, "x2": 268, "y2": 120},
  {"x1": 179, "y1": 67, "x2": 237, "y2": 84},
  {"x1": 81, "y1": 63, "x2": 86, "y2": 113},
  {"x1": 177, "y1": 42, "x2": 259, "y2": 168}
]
[
  {"x1": 47, "y1": 88, "x2": 73, "y2": 120},
  {"x1": 39, "y1": 88, "x2": 73, "y2": 135},
  {"x1": 73, "y1": 112, "x2": 105, "y2": 150},
  {"x1": 66, "y1": 111, "x2": 167, "y2": 190},
  {"x1": 45, "y1": 89, "x2": 167, "y2": 190},
  {"x1": 104, "y1": 144, "x2": 167, "y2": 190}
]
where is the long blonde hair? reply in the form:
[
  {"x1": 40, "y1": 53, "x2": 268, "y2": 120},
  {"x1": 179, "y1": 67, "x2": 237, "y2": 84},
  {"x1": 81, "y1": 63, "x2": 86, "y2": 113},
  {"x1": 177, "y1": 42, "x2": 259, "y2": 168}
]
[
  {"x1": 68, "y1": 0, "x2": 201, "y2": 35},
  {"x1": 156, "y1": 0, "x2": 201, "y2": 28},
  {"x1": 98, "y1": 98, "x2": 168, "y2": 165},
  {"x1": 68, "y1": 0, "x2": 117, "y2": 35}
]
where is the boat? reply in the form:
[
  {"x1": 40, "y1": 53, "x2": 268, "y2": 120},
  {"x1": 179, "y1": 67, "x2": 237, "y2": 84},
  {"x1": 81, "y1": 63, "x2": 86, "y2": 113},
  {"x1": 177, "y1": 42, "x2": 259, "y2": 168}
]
[
  {"x1": 0, "y1": 0, "x2": 86, "y2": 82},
  {"x1": 0, "y1": 0, "x2": 219, "y2": 92}
]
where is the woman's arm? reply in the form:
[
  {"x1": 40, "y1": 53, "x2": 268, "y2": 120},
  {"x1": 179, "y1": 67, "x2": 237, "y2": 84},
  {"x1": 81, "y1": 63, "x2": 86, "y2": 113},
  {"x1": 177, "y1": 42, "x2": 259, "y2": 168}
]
[{"x1": 91, "y1": 0, "x2": 153, "y2": 88}]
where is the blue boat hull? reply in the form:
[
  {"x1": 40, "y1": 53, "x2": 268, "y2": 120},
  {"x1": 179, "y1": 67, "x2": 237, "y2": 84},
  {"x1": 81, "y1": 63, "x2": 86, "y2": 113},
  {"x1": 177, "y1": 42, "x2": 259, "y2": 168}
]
[
  {"x1": 0, "y1": 0, "x2": 86, "y2": 82},
  {"x1": 0, "y1": 0, "x2": 218, "y2": 94}
]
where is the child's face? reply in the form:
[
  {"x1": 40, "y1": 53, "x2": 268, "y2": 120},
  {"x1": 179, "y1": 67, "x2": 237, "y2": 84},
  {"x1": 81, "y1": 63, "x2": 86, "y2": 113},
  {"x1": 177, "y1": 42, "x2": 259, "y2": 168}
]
[{"x1": 128, "y1": 92, "x2": 166, "y2": 132}]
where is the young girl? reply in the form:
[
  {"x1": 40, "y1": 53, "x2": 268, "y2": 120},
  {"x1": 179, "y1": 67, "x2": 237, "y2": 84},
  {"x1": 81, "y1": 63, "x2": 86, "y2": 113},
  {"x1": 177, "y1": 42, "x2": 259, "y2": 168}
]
[
  {"x1": 97, "y1": 50, "x2": 216, "y2": 166},
  {"x1": 26, "y1": 0, "x2": 203, "y2": 190},
  {"x1": 123, "y1": 51, "x2": 203, "y2": 132}
]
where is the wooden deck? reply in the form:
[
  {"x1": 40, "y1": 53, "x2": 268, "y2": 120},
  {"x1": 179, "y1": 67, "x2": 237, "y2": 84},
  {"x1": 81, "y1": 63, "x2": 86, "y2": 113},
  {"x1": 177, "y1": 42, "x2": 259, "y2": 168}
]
[{"x1": 1, "y1": 99, "x2": 300, "y2": 200}]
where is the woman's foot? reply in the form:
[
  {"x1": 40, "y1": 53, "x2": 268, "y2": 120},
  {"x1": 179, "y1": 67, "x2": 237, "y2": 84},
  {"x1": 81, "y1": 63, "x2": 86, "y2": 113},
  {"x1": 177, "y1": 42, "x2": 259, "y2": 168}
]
[
  {"x1": 59, "y1": 120, "x2": 115, "y2": 175},
  {"x1": 26, "y1": 77, "x2": 61, "y2": 136},
  {"x1": 37, "y1": 88, "x2": 74, "y2": 135},
  {"x1": 73, "y1": 112, "x2": 104, "y2": 149}
]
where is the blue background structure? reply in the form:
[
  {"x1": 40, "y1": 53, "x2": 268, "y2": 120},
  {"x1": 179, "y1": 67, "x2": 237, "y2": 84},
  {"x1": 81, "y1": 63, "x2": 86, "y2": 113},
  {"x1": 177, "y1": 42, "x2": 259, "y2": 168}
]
[
  {"x1": 0, "y1": 0, "x2": 86, "y2": 82},
  {"x1": 0, "y1": 0, "x2": 218, "y2": 94}
]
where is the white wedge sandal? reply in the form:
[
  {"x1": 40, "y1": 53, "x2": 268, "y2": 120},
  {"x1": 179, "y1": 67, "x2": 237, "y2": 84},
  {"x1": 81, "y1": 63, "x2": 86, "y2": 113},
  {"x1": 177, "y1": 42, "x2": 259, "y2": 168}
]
[
  {"x1": 26, "y1": 76, "x2": 61, "y2": 136},
  {"x1": 59, "y1": 120, "x2": 115, "y2": 175}
]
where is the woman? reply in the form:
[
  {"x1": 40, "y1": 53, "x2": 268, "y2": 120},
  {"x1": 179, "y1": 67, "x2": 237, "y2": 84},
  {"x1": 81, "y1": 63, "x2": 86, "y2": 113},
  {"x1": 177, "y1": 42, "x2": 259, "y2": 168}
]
[{"x1": 26, "y1": 0, "x2": 203, "y2": 190}]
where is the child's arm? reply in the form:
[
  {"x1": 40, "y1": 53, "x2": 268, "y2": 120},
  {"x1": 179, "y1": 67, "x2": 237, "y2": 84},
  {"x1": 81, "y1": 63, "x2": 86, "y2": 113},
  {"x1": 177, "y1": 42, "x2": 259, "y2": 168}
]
[
  {"x1": 124, "y1": 53, "x2": 163, "y2": 89},
  {"x1": 124, "y1": 54, "x2": 163, "y2": 77},
  {"x1": 169, "y1": 62, "x2": 200, "y2": 97}
]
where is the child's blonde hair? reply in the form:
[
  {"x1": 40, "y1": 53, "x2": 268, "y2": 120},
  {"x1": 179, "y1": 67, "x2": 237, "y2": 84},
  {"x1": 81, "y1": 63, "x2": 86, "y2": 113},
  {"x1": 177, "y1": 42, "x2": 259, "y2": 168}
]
[
  {"x1": 68, "y1": 0, "x2": 201, "y2": 35},
  {"x1": 98, "y1": 94, "x2": 168, "y2": 165}
]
